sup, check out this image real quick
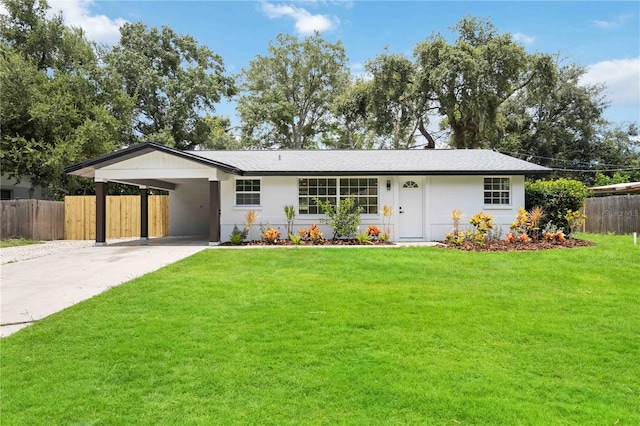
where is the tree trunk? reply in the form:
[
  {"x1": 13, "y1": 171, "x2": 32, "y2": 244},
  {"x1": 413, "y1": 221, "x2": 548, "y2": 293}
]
[
  {"x1": 453, "y1": 125, "x2": 466, "y2": 149},
  {"x1": 417, "y1": 118, "x2": 436, "y2": 149}
]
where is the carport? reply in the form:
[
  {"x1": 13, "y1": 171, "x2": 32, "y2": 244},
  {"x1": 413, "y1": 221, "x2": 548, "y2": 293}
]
[{"x1": 64, "y1": 143, "x2": 240, "y2": 246}]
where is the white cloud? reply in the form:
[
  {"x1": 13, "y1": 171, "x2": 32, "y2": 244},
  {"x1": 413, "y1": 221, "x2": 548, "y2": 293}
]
[
  {"x1": 261, "y1": 2, "x2": 337, "y2": 35},
  {"x1": 512, "y1": 32, "x2": 535, "y2": 45},
  {"x1": 47, "y1": 0, "x2": 126, "y2": 45},
  {"x1": 580, "y1": 57, "x2": 640, "y2": 107},
  {"x1": 592, "y1": 14, "x2": 632, "y2": 29}
]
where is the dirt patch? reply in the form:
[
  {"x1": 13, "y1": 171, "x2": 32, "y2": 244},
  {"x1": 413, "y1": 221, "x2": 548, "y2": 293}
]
[{"x1": 439, "y1": 238, "x2": 596, "y2": 252}]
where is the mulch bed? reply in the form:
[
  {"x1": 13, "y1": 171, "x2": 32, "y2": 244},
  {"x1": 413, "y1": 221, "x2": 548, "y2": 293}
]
[
  {"x1": 220, "y1": 238, "x2": 596, "y2": 251},
  {"x1": 220, "y1": 239, "x2": 394, "y2": 247},
  {"x1": 439, "y1": 238, "x2": 596, "y2": 252}
]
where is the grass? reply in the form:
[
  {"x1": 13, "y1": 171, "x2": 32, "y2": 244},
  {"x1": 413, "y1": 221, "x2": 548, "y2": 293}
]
[
  {"x1": 1, "y1": 234, "x2": 638, "y2": 425},
  {"x1": 0, "y1": 237, "x2": 41, "y2": 248}
]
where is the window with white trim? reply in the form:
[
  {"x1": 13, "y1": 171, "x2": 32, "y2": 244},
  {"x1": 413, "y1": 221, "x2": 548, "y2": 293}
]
[
  {"x1": 340, "y1": 178, "x2": 378, "y2": 214},
  {"x1": 484, "y1": 177, "x2": 510, "y2": 205},
  {"x1": 298, "y1": 178, "x2": 378, "y2": 214},
  {"x1": 298, "y1": 178, "x2": 337, "y2": 214},
  {"x1": 235, "y1": 179, "x2": 261, "y2": 206}
]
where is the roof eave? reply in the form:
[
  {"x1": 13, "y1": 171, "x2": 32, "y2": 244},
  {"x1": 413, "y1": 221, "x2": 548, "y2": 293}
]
[
  {"x1": 240, "y1": 169, "x2": 551, "y2": 176},
  {"x1": 64, "y1": 142, "x2": 242, "y2": 176}
]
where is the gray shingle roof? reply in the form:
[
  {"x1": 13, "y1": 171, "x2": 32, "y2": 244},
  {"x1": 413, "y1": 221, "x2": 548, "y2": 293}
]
[
  {"x1": 190, "y1": 149, "x2": 550, "y2": 175},
  {"x1": 65, "y1": 143, "x2": 551, "y2": 177}
]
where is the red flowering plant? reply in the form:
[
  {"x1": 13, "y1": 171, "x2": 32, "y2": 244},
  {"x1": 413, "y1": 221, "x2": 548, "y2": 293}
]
[{"x1": 366, "y1": 225, "x2": 382, "y2": 239}]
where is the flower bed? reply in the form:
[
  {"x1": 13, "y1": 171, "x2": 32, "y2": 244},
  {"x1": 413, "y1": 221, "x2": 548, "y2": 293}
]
[{"x1": 220, "y1": 239, "x2": 394, "y2": 247}]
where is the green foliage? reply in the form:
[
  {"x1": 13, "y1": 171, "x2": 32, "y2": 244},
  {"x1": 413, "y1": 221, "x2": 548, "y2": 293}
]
[
  {"x1": 283, "y1": 205, "x2": 296, "y2": 235},
  {"x1": 364, "y1": 53, "x2": 431, "y2": 148},
  {"x1": 594, "y1": 172, "x2": 631, "y2": 187},
  {"x1": 313, "y1": 196, "x2": 362, "y2": 239},
  {"x1": 488, "y1": 65, "x2": 639, "y2": 184},
  {"x1": 355, "y1": 230, "x2": 373, "y2": 245},
  {"x1": 414, "y1": 16, "x2": 556, "y2": 149},
  {"x1": 0, "y1": 0, "x2": 132, "y2": 197},
  {"x1": 525, "y1": 179, "x2": 589, "y2": 230},
  {"x1": 565, "y1": 209, "x2": 587, "y2": 238},
  {"x1": 238, "y1": 33, "x2": 349, "y2": 149},
  {"x1": 229, "y1": 225, "x2": 248, "y2": 245},
  {"x1": 104, "y1": 22, "x2": 236, "y2": 150},
  {"x1": 288, "y1": 233, "x2": 304, "y2": 245}
]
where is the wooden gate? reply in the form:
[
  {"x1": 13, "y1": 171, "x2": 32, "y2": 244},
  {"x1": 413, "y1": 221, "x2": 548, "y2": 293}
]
[{"x1": 64, "y1": 195, "x2": 169, "y2": 240}]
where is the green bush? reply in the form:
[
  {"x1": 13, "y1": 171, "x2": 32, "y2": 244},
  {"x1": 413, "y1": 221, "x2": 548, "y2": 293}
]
[
  {"x1": 229, "y1": 225, "x2": 248, "y2": 245},
  {"x1": 313, "y1": 196, "x2": 361, "y2": 239},
  {"x1": 525, "y1": 179, "x2": 589, "y2": 231}
]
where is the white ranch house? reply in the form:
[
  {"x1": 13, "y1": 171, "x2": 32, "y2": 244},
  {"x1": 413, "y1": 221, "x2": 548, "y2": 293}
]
[{"x1": 65, "y1": 143, "x2": 550, "y2": 245}]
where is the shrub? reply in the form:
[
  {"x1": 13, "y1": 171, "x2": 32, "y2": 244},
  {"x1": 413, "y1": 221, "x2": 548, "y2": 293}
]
[
  {"x1": 445, "y1": 230, "x2": 469, "y2": 246},
  {"x1": 525, "y1": 179, "x2": 588, "y2": 231},
  {"x1": 366, "y1": 225, "x2": 382, "y2": 239},
  {"x1": 299, "y1": 224, "x2": 324, "y2": 244},
  {"x1": 469, "y1": 212, "x2": 494, "y2": 245},
  {"x1": 356, "y1": 230, "x2": 373, "y2": 245},
  {"x1": 313, "y1": 196, "x2": 361, "y2": 239},
  {"x1": 289, "y1": 233, "x2": 304, "y2": 245},
  {"x1": 510, "y1": 206, "x2": 545, "y2": 240},
  {"x1": 565, "y1": 209, "x2": 587, "y2": 237},
  {"x1": 229, "y1": 225, "x2": 248, "y2": 245},
  {"x1": 283, "y1": 205, "x2": 296, "y2": 235},
  {"x1": 262, "y1": 228, "x2": 280, "y2": 244}
]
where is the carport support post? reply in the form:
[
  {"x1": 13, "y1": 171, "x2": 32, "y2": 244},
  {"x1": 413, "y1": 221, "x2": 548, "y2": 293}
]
[
  {"x1": 140, "y1": 186, "x2": 149, "y2": 241},
  {"x1": 209, "y1": 180, "x2": 220, "y2": 245},
  {"x1": 96, "y1": 180, "x2": 107, "y2": 246}
]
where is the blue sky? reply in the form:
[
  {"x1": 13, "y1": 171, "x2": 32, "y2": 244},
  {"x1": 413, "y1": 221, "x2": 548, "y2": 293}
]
[{"x1": 8, "y1": 1, "x2": 639, "y2": 127}]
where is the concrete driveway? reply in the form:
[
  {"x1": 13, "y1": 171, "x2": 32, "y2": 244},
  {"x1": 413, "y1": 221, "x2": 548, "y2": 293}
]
[{"x1": 1, "y1": 237, "x2": 208, "y2": 337}]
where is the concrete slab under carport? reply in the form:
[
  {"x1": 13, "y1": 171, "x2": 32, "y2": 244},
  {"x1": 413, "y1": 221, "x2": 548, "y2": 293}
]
[{"x1": 0, "y1": 236, "x2": 208, "y2": 337}]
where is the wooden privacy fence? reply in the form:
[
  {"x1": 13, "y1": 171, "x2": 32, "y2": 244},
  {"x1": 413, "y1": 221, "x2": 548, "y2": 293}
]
[
  {"x1": 65, "y1": 195, "x2": 169, "y2": 240},
  {"x1": 0, "y1": 199, "x2": 65, "y2": 240},
  {"x1": 583, "y1": 195, "x2": 640, "y2": 234}
]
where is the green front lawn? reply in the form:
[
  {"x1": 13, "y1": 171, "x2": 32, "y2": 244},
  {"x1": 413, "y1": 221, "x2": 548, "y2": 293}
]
[{"x1": 1, "y1": 234, "x2": 638, "y2": 425}]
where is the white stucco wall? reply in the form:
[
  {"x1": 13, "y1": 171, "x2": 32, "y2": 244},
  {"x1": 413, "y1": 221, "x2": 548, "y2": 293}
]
[
  {"x1": 168, "y1": 174, "x2": 525, "y2": 242},
  {"x1": 219, "y1": 176, "x2": 395, "y2": 241},
  {"x1": 169, "y1": 179, "x2": 210, "y2": 236},
  {"x1": 428, "y1": 175, "x2": 525, "y2": 240}
]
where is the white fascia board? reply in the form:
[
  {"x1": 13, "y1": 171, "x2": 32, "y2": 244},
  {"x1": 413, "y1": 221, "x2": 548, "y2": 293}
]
[{"x1": 95, "y1": 168, "x2": 218, "y2": 181}]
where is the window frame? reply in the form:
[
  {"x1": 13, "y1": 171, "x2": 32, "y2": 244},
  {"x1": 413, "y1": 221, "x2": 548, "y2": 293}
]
[
  {"x1": 483, "y1": 176, "x2": 511, "y2": 207},
  {"x1": 298, "y1": 177, "x2": 379, "y2": 216},
  {"x1": 234, "y1": 178, "x2": 261, "y2": 207}
]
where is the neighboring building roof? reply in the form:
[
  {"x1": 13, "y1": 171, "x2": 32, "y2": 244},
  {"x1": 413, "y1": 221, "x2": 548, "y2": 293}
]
[
  {"x1": 65, "y1": 142, "x2": 551, "y2": 178},
  {"x1": 589, "y1": 182, "x2": 640, "y2": 194}
]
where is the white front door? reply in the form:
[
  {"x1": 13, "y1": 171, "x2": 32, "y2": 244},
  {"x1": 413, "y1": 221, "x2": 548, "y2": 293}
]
[{"x1": 398, "y1": 178, "x2": 424, "y2": 239}]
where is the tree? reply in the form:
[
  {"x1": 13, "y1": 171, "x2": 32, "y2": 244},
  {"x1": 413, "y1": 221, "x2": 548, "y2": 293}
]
[
  {"x1": 488, "y1": 64, "x2": 640, "y2": 184},
  {"x1": 321, "y1": 79, "x2": 374, "y2": 149},
  {"x1": 0, "y1": 0, "x2": 132, "y2": 197},
  {"x1": 413, "y1": 16, "x2": 556, "y2": 149},
  {"x1": 237, "y1": 33, "x2": 349, "y2": 149},
  {"x1": 363, "y1": 53, "x2": 435, "y2": 149},
  {"x1": 104, "y1": 22, "x2": 236, "y2": 150}
]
